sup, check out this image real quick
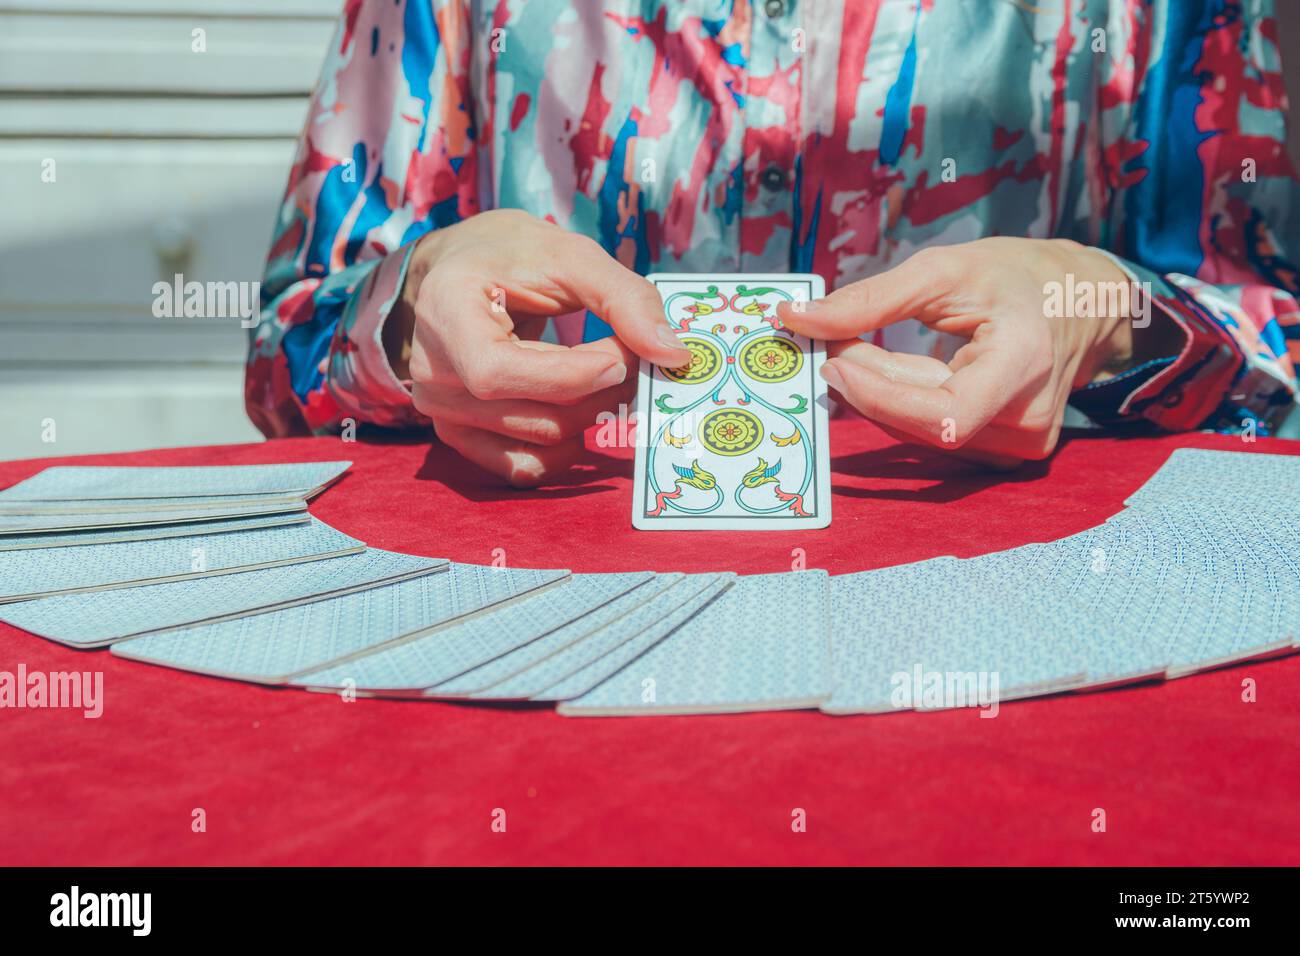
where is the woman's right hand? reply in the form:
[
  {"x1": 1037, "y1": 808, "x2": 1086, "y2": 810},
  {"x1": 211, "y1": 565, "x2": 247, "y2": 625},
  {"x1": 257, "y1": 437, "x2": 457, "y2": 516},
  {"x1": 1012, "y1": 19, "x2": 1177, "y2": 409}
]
[{"x1": 386, "y1": 210, "x2": 690, "y2": 486}]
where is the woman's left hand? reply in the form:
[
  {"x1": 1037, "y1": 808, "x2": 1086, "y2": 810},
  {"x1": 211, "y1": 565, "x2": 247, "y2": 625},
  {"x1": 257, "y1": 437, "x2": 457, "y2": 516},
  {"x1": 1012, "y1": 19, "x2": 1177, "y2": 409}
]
[{"x1": 778, "y1": 238, "x2": 1144, "y2": 468}]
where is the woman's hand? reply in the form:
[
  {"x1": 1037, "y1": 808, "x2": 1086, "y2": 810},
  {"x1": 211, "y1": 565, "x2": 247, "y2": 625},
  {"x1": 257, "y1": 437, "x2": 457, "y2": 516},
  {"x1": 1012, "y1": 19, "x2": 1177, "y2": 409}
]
[
  {"x1": 779, "y1": 237, "x2": 1153, "y2": 468},
  {"x1": 387, "y1": 210, "x2": 690, "y2": 486}
]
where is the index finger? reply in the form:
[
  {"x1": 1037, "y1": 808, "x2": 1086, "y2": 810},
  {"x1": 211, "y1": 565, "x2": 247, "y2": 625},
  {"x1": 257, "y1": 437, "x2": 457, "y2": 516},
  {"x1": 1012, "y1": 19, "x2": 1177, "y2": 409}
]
[
  {"x1": 548, "y1": 242, "x2": 691, "y2": 367},
  {"x1": 778, "y1": 250, "x2": 949, "y2": 339},
  {"x1": 421, "y1": 280, "x2": 628, "y2": 405}
]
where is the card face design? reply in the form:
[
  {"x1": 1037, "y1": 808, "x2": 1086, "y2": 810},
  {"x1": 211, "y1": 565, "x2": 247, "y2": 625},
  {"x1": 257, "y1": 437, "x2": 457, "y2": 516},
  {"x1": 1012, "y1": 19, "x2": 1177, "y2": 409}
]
[{"x1": 633, "y1": 274, "x2": 830, "y2": 530}]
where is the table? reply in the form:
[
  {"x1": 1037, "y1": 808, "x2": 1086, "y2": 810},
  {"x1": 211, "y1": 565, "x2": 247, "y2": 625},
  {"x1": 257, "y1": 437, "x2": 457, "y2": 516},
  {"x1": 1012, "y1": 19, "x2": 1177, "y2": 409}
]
[{"x1": 2, "y1": 419, "x2": 1297, "y2": 865}]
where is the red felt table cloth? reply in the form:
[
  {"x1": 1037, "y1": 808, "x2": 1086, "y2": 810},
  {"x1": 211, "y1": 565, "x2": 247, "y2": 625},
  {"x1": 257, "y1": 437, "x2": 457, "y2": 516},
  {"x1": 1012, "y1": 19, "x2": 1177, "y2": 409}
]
[{"x1": 2, "y1": 419, "x2": 1298, "y2": 866}]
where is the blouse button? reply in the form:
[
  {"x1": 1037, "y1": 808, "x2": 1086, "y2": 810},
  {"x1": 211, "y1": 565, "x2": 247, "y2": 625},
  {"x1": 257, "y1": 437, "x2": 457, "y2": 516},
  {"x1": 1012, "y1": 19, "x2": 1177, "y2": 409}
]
[{"x1": 760, "y1": 165, "x2": 789, "y2": 192}]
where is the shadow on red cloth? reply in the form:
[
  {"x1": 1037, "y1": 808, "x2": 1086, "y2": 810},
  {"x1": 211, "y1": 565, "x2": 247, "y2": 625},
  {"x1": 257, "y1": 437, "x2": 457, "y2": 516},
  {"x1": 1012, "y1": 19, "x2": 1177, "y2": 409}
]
[
  {"x1": 406, "y1": 422, "x2": 1145, "y2": 505},
  {"x1": 828, "y1": 427, "x2": 1160, "y2": 503},
  {"x1": 414, "y1": 439, "x2": 629, "y2": 502},
  {"x1": 831, "y1": 445, "x2": 1052, "y2": 503}
]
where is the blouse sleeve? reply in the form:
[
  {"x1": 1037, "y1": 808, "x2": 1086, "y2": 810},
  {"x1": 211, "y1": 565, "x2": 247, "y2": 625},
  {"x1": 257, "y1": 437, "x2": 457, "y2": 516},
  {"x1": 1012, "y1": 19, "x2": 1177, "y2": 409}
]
[
  {"x1": 245, "y1": 0, "x2": 479, "y2": 437},
  {"x1": 1095, "y1": 0, "x2": 1299, "y2": 435}
]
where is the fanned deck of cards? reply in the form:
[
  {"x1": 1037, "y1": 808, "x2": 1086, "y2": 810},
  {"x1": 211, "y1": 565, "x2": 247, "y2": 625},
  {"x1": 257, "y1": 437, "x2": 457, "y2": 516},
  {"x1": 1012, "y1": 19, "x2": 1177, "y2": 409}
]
[{"x1": 0, "y1": 452, "x2": 1296, "y2": 715}]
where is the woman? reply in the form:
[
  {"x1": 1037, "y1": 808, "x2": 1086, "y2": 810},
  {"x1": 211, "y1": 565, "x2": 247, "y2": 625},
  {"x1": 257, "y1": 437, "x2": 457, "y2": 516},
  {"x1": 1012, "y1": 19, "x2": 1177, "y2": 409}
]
[{"x1": 247, "y1": 0, "x2": 1299, "y2": 484}]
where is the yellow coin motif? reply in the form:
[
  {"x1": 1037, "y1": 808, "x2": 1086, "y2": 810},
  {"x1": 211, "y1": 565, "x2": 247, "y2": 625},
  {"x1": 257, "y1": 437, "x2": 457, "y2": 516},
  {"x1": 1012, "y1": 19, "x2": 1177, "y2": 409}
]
[
  {"x1": 660, "y1": 337, "x2": 723, "y2": 385},
  {"x1": 699, "y1": 408, "x2": 764, "y2": 457},
  {"x1": 740, "y1": 335, "x2": 803, "y2": 383}
]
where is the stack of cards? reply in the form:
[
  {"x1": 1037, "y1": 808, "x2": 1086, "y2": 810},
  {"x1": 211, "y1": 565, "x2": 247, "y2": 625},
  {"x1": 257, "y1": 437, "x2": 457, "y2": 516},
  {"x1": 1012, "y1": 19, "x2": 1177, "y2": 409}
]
[
  {"x1": 0, "y1": 434, "x2": 1295, "y2": 716},
  {"x1": 0, "y1": 461, "x2": 350, "y2": 545},
  {"x1": 0, "y1": 462, "x2": 449, "y2": 648}
]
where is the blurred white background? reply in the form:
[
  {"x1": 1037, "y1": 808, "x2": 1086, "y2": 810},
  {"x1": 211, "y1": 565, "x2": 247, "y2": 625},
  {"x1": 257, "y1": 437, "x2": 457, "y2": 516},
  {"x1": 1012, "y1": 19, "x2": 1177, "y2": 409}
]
[{"x1": 0, "y1": 0, "x2": 341, "y2": 459}]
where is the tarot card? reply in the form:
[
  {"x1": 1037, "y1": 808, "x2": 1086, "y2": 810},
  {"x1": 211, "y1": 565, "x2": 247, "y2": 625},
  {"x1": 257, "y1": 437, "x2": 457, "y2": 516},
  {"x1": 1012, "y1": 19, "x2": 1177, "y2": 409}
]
[
  {"x1": 0, "y1": 510, "x2": 309, "y2": 552},
  {"x1": 293, "y1": 570, "x2": 637, "y2": 693},
  {"x1": 0, "y1": 493, "x2": 309, "y2": 516},
  {"x1": 0, "y1": 516, "x2": 363, "y2": 603},
  {"x1": 632, "y1": 274, "x2": 831, "y2": 530},
  {"x1": 113, "y1": 563, "x2": 574, "y2": 685},
  {"x1": 0, "y1": 500, "x2": 306, "y2": 535},
  {"x1": 0, "y1": 461, "x2": 351, "y2": 501},
  {"x1": 0, "y1": 549, "x2": 447, "y2": 647},
  {"x1": 821, "y1": 558, "x2": 1089, "y2": 715},
  {"x1": 428, "y1": 573, "x2": 686, "y2": 697},
  {"x1": 558, "y1": 571, "x2": 832, "y2": 716},
  {"x1": 529, "y1": 573, "x2": 736, "y2": 701},
  {"x1": 1124, "y1": 448, "x2": 1300, "y2": 512}
]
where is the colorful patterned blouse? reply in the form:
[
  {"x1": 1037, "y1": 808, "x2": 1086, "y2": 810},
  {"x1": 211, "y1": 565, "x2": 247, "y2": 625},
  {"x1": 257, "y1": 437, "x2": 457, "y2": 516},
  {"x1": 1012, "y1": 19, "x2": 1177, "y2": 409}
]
[{"x1": 247, "y1": 0, "x2": 1300, "y2": 441}]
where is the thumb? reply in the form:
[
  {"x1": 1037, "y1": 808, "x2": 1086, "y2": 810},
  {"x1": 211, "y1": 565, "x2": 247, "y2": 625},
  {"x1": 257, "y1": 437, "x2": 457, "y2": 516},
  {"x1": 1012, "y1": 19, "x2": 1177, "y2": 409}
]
[{"x1": 778, "y1": 253, "x2": 941, "y2": 339}]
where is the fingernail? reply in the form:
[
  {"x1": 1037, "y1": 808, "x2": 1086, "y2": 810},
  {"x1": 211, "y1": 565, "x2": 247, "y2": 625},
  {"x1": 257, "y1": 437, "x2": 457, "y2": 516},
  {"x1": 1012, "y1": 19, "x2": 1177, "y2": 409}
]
[
  {"x1": 656, "y1": 326, "x2": 686, "y2": 352},
  {"x1": 820, "y1": 362, "x2": 844, "y2": 393},
  {"x1": 596, "y1": 363, "x2": 627, "y2": 389}
]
